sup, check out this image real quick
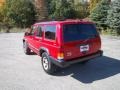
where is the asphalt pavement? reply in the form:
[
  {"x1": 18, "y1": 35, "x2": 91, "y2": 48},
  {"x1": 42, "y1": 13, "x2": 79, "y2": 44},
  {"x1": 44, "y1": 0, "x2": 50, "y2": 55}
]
[{"x1": 0, "y1": 33, "x2": 120, "y2": 90}]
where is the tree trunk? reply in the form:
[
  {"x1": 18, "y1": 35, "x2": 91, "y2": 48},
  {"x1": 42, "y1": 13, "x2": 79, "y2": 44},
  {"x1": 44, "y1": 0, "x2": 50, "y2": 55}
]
[{"x1": 34, "y1": 0, "x2": 48, "y2": 21}]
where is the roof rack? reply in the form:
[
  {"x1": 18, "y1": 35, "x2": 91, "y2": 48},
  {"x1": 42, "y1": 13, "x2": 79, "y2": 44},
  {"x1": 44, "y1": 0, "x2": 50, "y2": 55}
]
[
  {"x1": 35, "y1": 18, "x2": 91, "y2": 23},
  {"x1": 36, "y1": 17, "x2": 66, "y2": 22}
]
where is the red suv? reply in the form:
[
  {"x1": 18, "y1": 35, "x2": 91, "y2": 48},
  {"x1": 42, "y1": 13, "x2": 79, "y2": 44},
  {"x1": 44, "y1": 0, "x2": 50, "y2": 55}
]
[{"x1": 23, "y1": 20, "x2": 103, "y2": 74}]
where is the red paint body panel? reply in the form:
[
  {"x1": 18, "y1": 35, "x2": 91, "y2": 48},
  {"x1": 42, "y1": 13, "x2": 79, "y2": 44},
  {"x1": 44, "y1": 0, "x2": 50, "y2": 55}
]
[{"x1": 63, "y1": 37, "x2": 101, "y2": 60}]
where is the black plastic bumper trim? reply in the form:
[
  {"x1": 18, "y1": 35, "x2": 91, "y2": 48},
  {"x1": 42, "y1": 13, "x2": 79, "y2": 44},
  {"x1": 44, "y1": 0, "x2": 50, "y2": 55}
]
[{"x1": 49, "y1": 50, "x2": 103, "y2": 68}]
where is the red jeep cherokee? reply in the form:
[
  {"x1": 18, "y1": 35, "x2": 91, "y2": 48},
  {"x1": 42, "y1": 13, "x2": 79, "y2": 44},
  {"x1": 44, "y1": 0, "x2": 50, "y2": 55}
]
[{"x1": 23, "y1": 20, "x2": 103, "y2": 74}]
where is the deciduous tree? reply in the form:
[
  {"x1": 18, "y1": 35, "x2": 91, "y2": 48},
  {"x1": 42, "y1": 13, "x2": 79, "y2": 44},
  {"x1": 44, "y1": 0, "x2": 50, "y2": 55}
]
[
  {"x1": 90, "y1": 0, "x2": 101, "y2": 13},
  {"x1": 1, "y1": 0, "x2": 36, "y2": 28}
]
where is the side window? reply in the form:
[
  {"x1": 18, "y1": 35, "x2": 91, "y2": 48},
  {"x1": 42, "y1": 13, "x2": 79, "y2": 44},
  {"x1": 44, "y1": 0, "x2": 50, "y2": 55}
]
[
  {"x1": 45, "y1": 25, "x2": 56, "y2": 40},
  {"x1": 31, "y1": 25, "x2": 37, "y2": 35},
  {"x1": 36, "y1": 26, "x2": 43, "y2": 37}
]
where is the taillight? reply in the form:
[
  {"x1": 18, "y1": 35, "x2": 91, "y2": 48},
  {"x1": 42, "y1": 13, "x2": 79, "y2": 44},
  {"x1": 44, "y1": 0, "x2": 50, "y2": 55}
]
[{"x1": 57, "y1": 52, "x2": 64, "y2": 59}]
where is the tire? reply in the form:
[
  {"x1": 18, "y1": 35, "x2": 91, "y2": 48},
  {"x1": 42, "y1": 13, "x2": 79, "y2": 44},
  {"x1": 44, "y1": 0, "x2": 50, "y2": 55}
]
[
  {"x1": 23, "y1": 41, "x2": 31, "y2": 55},
  {"x1": 41, "y1": 52, "x2": 57, "y2": 74}
]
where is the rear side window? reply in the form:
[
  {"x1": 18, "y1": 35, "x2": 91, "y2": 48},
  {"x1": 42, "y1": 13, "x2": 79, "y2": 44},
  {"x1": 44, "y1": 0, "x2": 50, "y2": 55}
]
[
  {"x1": 45, "y1": 25, "x2": 56, "y2": 40},
  {"x1": 63, "y1": 24, "x2": 98, "y2": 42}
]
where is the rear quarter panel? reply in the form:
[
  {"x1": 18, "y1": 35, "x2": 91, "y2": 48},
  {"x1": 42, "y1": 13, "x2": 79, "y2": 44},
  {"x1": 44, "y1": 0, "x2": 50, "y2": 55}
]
[{"x1": 41, "y1": 23, "x2": 61, "y2": 59}]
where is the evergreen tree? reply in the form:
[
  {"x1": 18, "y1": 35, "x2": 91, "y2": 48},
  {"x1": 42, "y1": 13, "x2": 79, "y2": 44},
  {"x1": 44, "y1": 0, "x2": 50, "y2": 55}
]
[
  {"x1": 75, "y1": 1, "x2": 90, "y2": 19},
  {"x1": 48, "y1": 0, "x2": 75, "y2": 19},
  {"x1": 90, "y1": 0, "x2": 110, "y2": 29},
  {"x1": 107, "y1": 0, "x2": 120, "y2": 35},
  {"x1": 47, "y1": 0, "x2": 56, "y2": 17},
  {"x1": 90, "y1": 0, "x2": 102, "y2": 13}
]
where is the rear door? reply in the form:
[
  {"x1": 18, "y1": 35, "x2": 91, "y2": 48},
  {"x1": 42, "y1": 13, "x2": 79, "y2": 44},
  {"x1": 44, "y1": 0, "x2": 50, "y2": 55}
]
[
  {"x1": 62, "y1": 23, "x2": 101, "y2": 60},
  {"x1": 42, "y1": 24, "x2": 59, "y2": 58}
]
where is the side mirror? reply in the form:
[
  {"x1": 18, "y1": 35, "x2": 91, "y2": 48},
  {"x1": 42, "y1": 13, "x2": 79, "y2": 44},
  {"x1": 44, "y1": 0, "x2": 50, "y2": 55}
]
[{"x1": 24, "y1": 32, "x2": 29, "y2": 36}]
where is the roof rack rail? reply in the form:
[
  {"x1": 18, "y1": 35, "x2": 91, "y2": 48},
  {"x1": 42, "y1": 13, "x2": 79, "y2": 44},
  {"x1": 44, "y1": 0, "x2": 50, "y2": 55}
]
[
  {"x1": 35, "y1": 18, "x2": 92, "y2": 23},
  {"x1": 36, "y1": 17, "x2": 66, "y2": 22}
]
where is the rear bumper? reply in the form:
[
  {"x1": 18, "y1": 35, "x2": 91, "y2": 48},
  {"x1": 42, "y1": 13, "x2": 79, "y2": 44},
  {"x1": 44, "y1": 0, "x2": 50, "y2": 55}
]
[{"x1": 50, "y1": 50, "x2": 103, "y2": 68}]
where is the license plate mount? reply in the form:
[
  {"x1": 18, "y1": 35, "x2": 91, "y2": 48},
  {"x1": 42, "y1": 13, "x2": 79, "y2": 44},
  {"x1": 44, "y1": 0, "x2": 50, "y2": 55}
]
[{"x1": 80, "y1": 45, "x2": 89, "y2": 52}]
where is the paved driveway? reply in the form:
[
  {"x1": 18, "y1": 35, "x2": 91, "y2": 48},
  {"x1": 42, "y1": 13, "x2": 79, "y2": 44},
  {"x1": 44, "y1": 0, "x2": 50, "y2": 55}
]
[{"x1": 0, "y1": 33, "x2": 120, "y2": 90}]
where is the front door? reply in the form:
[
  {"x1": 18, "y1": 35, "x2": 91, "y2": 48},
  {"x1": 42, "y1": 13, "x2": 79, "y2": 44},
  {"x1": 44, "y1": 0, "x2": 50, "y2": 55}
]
[{"x1": 32, "y1": 25, "x2": 43, "y2": 54}]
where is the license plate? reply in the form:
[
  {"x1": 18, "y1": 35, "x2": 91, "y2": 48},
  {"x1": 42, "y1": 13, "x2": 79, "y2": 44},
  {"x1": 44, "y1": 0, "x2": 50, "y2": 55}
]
[{"x1": 80, "y1": 45, "x2": 89, "y2": 52}]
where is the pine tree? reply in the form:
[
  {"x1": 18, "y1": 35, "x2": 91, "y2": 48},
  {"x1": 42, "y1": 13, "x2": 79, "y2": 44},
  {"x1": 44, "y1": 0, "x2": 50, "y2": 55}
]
[
  {"x1": 90, "y1": 0, "x2": 110, "y2": 29},
  {"x1": 107, "y1": 0, "x2": 120, "y2": 35}
]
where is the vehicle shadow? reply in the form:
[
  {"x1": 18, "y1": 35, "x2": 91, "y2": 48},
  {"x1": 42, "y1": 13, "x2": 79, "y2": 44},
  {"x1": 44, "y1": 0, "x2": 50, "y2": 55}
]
[{"x1": 55, "y1": 56, "x2": 120, "y2": 83}]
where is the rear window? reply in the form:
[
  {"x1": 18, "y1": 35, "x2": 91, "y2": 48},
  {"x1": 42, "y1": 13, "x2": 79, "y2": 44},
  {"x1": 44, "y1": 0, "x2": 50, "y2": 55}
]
[{"x1": 63, "y1": 24, "x2": 98, "y2": 42}]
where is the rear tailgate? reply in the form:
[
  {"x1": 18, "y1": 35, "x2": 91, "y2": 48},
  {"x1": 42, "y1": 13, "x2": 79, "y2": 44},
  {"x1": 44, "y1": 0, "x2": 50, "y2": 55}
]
[
  {"x1": 62, "y1": 23, "x2": 101, "y2": 61},
  {"x1": 63, "y1": 37, "x2": 101, "y2": 60}
]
